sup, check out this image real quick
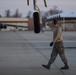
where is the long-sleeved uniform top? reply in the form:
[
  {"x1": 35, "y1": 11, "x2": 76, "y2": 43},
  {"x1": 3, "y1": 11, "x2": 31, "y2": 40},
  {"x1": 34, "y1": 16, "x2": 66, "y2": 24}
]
[{"x1": 53, "y1": 25, "x2": 62, "y2": 43}]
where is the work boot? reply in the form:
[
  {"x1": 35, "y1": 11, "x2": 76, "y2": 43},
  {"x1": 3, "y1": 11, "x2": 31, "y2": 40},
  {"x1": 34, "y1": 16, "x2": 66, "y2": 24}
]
[
  {"x1": 61, "y1": 65, "x2": 69, "y2": 70},
  {"x1": 42, "y1": 64, "x2": 50, "y2": 70}
]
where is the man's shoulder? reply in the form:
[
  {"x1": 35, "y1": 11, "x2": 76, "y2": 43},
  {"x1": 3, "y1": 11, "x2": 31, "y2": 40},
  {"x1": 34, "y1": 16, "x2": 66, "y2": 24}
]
[
  {"x1": 56, "y1": 26, "x2": 62, "y2": 31},
  {"x1": 56, "y1": 25, "x2": 61, "y2": 28}
]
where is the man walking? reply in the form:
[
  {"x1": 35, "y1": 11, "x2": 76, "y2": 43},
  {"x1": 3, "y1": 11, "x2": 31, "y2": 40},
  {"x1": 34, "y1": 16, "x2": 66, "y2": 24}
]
[{"x1": 42, "y1": 19, "x2": 69, "y2": 70}]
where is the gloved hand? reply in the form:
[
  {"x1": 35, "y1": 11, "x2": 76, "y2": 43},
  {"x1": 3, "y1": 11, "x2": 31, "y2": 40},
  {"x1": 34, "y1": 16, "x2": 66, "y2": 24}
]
[{"x1": 50, "y1": 42, "x2": 53, "y2": 46}]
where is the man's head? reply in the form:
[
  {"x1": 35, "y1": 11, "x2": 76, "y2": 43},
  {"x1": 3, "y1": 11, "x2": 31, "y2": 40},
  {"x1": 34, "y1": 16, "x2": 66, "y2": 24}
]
[{"x1": 53, "y1": 19, "x2": 58, "y2": 25}]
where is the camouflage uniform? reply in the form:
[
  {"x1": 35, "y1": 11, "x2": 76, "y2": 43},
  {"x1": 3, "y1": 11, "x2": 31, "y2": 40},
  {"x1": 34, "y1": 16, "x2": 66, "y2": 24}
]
[
  {"x1": 49, "y1": 40, "x2": 68, "y2": 65},
  {"x1": 49, "y1": 25, "x2": 68, "y2": 65}
]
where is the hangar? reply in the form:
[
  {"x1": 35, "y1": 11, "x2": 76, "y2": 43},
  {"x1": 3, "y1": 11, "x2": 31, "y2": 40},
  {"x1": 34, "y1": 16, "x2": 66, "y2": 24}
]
[
  {"x1": 46, "y1": 13, "x2": 76, "y2": 31},
  {"x1": 0, "y1": 18, "x2": 33, "y2": 31}
]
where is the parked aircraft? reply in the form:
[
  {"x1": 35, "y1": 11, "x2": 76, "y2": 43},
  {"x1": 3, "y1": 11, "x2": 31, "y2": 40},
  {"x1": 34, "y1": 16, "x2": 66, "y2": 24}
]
[
  {"x1": 27, "y1": 0, "x2": 47, "y2": 33},
  {"x1": 0, "y1": 0, "x2": 47, "y2": 33}
]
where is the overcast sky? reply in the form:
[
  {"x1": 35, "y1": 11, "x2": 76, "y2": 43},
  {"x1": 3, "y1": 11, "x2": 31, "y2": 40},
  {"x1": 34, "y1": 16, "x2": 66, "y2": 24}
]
[{"x1": 0, "y1": 0, "x2": 76, "y2": 17}]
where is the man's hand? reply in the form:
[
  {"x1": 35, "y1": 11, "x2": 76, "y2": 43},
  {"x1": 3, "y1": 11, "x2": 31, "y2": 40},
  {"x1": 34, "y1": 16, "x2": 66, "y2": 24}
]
[{"x1": 50, "y1": 42, "x2": 53, "y2": 46}]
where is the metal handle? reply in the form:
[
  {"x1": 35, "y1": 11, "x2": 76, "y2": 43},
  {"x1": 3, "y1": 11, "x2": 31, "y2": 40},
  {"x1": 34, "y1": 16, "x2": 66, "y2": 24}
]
[
  {"x1": 33, "y1": 0, "x2": 36, "y2": 10},
  {"x1": 44, "y1": 0, "x2": 47, "y2": 7},
  {"x1": 27, "y1": 0, "x2": 47, "y2": 9},
  {"x1": 27, "y1": 0, "x2": 29, "y2": 5}
]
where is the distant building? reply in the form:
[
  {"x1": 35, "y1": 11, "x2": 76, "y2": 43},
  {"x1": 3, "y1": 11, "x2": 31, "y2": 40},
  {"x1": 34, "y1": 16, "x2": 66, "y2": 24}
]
[
  {"x1": 0, "y1": 18, "x2": 34, "y2": 31},
  {"x1": 46, "y1": 13, "x2": 76, "y2": 31}
]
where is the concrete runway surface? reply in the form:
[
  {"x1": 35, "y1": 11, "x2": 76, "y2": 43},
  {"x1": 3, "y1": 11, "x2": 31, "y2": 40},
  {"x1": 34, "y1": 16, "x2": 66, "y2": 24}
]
[{"x1": 0, "y1": 31, "x2": 76, "y2": 75}]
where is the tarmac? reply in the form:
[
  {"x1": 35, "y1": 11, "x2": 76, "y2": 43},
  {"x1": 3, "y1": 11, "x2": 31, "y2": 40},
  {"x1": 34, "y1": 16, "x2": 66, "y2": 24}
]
[{"x1": 0, "y1": 31, "x2": 76, "y2": 75}]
